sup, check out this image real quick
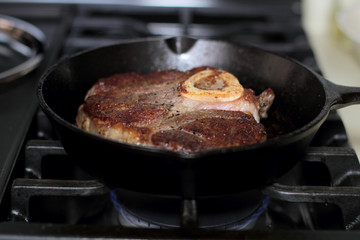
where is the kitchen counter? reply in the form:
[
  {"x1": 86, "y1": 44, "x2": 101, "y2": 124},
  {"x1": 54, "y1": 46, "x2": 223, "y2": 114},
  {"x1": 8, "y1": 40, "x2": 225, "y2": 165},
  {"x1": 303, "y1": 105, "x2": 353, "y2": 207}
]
[{"x1": 303, "y1": 0, "x2": 360, "y2": 158}]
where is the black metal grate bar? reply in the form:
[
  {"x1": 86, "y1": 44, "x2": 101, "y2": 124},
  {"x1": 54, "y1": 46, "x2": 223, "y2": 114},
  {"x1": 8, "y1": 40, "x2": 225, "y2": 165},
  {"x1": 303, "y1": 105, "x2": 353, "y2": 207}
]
[
  {"x1": 10, "y1": 178, "x2": 109, "y2": 222},
  {"x1": 25, "y1": 140, "x2": 66, "y2": 179}
]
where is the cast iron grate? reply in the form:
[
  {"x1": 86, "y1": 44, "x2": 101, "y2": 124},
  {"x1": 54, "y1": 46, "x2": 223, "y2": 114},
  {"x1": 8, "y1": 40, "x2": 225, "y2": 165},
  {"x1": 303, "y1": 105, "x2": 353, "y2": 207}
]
[
  {"x1": 8, "y1": 111, "x2": 360, "y2": 230},
  {"x1": 62, "y1": 2, "x2": 318, "y2": 72}
]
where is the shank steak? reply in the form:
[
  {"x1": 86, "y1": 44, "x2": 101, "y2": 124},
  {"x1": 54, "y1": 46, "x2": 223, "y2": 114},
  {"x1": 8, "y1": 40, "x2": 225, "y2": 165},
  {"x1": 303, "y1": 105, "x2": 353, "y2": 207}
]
[{"x1": 76, "y1": 66, "x2": 274, "y2": 153}]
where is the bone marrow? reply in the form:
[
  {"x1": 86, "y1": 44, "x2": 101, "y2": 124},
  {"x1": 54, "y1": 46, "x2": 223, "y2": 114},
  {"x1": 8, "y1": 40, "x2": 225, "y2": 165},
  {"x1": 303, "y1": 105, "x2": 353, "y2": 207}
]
[{"x1": 180, "y1": 69, "x2": 244, "y2": 102}]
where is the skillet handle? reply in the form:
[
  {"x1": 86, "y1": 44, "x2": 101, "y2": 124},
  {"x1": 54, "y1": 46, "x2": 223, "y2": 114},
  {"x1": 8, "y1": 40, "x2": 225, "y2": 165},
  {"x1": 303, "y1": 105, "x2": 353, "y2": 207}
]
[{"x1": 325, "y1": 79, "x2": 360, "y2": 110}]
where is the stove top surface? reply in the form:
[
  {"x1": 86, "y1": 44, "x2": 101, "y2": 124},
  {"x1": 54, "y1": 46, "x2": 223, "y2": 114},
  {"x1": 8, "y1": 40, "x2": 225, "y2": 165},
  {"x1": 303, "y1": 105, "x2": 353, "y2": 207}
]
[{"x1": 1, "y1": 1, "x2": 360, "y2": 239}]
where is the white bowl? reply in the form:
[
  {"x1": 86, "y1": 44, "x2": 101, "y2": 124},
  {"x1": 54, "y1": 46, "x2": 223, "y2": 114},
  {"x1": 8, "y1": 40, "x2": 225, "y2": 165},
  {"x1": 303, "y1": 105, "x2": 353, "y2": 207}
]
[{"x1": 337, "y1": 2, "x2": 360, "y2": 63}]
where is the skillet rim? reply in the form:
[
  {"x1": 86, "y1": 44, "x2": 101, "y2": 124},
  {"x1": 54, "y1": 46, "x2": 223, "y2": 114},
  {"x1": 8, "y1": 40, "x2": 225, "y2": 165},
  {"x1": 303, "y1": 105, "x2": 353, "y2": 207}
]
[{"x1": 37, "y1": 36, "x2": 332, "y2": 160}]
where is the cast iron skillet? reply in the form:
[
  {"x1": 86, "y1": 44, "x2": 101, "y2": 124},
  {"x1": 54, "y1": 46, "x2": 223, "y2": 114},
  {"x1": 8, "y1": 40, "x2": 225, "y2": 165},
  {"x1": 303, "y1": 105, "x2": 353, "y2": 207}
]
[{"x1": 38, "y1": 37, "x2": 360, "y2": 198}]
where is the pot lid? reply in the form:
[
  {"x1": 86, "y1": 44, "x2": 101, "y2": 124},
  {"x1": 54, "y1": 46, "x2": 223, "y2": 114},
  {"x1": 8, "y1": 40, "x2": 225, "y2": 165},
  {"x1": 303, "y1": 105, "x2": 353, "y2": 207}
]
[{"x1": 0, "y1": 14, "x2": 45, "y2": 83}]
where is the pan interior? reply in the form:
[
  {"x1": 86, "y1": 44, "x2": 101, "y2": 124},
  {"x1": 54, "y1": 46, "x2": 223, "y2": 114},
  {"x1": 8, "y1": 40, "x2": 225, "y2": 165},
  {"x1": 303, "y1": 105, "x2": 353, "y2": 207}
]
[{"x1": 40, "y1": 38, "x2": 326, "y2": 142}]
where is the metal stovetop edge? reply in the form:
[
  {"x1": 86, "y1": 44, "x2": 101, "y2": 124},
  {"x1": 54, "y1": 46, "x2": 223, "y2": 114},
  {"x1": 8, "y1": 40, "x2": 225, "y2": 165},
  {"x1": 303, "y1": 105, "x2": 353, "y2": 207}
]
[
  {"x1": 0, "y1": 0, "x2": 296, "y2": 9},
  {"x1": 0, "y1": 222, "x2": 359, "y2": 240},
  {"x1": 0, "y1": 5, "x2": 75, "y2": 205}
]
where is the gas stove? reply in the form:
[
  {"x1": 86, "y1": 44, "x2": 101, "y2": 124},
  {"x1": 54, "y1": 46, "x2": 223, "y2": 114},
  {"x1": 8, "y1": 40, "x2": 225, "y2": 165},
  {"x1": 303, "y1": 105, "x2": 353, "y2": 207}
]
[{"x1": 1, "y1": 1, "x2": 360, "y2": 239}]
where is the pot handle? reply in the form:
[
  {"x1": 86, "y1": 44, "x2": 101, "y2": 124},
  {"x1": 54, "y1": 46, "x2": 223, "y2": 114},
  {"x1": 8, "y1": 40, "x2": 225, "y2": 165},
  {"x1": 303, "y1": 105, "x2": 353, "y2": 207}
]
[{"x1": 325, "y1": 79, "x2": 360, "y2": 110}]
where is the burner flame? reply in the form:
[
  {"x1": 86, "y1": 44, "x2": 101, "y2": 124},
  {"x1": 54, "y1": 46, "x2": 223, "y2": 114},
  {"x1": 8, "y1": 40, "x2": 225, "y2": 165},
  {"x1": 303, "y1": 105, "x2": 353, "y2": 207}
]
[{"x1": 111, "y1": 189, "x2": 270, "y2": 230}]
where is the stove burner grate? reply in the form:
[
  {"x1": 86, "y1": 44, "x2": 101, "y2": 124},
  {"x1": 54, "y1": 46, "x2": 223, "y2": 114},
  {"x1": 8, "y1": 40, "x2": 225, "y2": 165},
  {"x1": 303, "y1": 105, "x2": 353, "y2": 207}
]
[{"x1": 8, "y1": 132, "x2": 360, "y2": 230}]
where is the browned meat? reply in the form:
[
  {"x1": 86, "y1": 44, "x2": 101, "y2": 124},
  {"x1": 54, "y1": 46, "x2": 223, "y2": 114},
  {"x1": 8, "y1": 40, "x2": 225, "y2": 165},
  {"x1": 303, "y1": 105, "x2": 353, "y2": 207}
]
[
  {"x1": 76, "y1": 66, "x2": 274, "y2": 153},
  {"x1": 151, "y1": 110, "x2": 266, "y2": 152}
]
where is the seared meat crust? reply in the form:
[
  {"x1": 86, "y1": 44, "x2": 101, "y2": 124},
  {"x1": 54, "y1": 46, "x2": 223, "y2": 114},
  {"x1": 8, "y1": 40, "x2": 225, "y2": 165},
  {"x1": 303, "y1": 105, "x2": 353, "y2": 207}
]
[
  {"x1": 76, "y1": 66, "x2": 274, "y2": 153},
  {"x1": 152, "y1": 111, "x2": 266, "y2": 152}
]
